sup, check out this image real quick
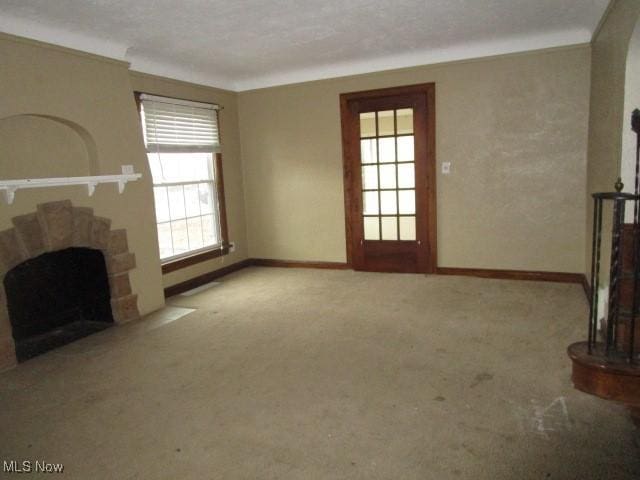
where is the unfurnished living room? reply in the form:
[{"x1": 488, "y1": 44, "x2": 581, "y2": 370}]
[{"x1": 1, "y1": 0, "x2": 640, "y2": 478}]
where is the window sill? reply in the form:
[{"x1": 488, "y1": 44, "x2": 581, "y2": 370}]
[{"x1": 161, "y1": 246, "x2": 230, "y2": 274}]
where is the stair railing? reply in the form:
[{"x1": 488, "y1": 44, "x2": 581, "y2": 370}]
[{"x1": 587, "y1": 110, "x2": 640, "y2": 363}]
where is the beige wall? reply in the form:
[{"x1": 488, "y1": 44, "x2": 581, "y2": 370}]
[
  {"x1": 128, "y1": 72, "x2": 249, "y2": 288},
  {"x1": 0, "y1": 28, "x2": 601, "y2": 298},
  {"x1": 0, "y1": 33, "x2": 164, "y2": 315},
  {"x1": 238, "y1": 46, "x2": 591, "y2": 272},
  {"x1": 585, "y1": 0, "x2": 640, "y2": 278},
  {"x1": 0, "y1": 34, "x2": 249, "y2": 321},
  {"x1": 621, "y1": 20, "x2": 640, "y2": 193}
]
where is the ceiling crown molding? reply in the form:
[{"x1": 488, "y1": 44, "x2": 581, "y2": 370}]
[
  {"x1": 0, "y1": 15, "x2": 591, "y2": 93},
  {"x1": 234, "y1": 28, "x2": 592, "y2": 91},
  {"x1": 0, "y1": 14, "x2": 128, "y2": 60},
  {"x1": 125, "y1": 54, "x2": 237, "y2": 92}
]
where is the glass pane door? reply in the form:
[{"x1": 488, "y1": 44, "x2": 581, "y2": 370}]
[{"x1": 360, "y1": 109, "x2": 416, "y2": 241}]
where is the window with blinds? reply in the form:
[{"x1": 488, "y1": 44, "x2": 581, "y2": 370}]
[{"x1": 138, "y1": 93, "x2": 227, "y2": 263}]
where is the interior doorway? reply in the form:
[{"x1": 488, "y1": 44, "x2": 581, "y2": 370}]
[{"x1": 340, "y1": 83, "x2": 437, "y2": 273}]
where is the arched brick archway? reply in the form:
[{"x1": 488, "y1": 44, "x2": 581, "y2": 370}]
[{"x1": 0, "y1": 200, "x2": 139, "y2": 370}]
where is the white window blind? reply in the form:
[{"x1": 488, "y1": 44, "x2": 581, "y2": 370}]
[
  {"x1": 138, "y1": 93, "x2": 225, "y2": 262},
  {"x1": 140, "y1": 94, "x2": 220, "y2": 153}
]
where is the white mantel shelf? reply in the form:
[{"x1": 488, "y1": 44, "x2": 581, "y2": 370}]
[{"x1": 0, "y1": 168, "x2": 142, "y2": 205}]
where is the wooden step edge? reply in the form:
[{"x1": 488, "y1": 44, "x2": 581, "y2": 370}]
[
  {"x1": 568, "y1": 342, "x2": 640, "y2": 376},
  {"x1": 568, "y1": 342, "x2": 640, "y2": 407}
]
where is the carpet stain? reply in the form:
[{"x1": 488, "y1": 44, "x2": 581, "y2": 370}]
[{"x1": 470, "y1": 372, "x2": 494, "y2": 388}]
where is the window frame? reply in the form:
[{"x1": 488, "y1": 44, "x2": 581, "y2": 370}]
[{"x1": 134, "y1": 91, "x2": 229, "y2": 274}]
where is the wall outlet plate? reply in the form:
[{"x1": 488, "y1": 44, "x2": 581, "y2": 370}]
[
  {"x1": 229, "y1": 242, "x2": 236, "y2": 253},
  {"x1": 121, "y1": 165, "x2": 134, "y2": 175}
]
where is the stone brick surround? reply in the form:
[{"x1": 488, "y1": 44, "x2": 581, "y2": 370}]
[{"x1": 0, "y1": 200, "x2": 140, "y2": 370}]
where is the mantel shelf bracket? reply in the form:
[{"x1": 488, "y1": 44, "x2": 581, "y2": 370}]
[
  {"x1": 0, "y1": 167, "x2": 142, "y2": 205},
  {"x1": 2, "y1": 186, "x2": 17, "y2": 205}
]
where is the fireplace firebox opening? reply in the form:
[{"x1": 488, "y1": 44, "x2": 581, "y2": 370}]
[{"x1": 4, "y1": 247, "x2": 114, "y2": 362}]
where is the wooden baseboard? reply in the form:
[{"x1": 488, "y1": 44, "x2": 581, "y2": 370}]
[
  {"x1": 164, "y1": 259, "x2": 253, "y2": 298},
  {"x1": 164, "y1": 258, "x2": 587, "y2": 298},
  {"x1": 251, "y1": 258, "x2": 351, "y2": 270},
  {"x1": 163, "y1": 258, "x2": 349, "y2": 298},
  {"x1": 436, "y1": 267, "x2": 584, "y2": 284}
]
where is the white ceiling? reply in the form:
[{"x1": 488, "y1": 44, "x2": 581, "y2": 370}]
[{"x1": 0, "y1": 0, "x2": 609, "y2": 91}]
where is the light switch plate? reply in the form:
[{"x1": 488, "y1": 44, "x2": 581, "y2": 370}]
[{"x1": 442, "y1": 162, "x2": 451, "y2": 174}]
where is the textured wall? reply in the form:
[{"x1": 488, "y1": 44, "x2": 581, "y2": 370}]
[
  {"x1": 0, "y1": 33, "x2": 164, "y2": 315},
  {"x1": 621, "y1": 18, "x2": 640, "y2": 197},
  {"x1": 0, "y1": 34, "x2": 250, "y2": 313},
  {"x1": 0, "y1": 34, "x2": 173, "y2": 314},
  {"x1": 585, "y1": 0, "x2": 640, "y2": 278},
  {"x1": 128, "y1": 72, "x2": 249, "y2": 288},
  {"x1": 238, "y1": 46, "x2": 591, "y2": 272}
]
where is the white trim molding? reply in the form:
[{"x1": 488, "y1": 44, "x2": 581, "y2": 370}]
[
  {"x1": 234, "y1": 28, "x2": 593, "y2": 91},
  {"x1": 0, "y1": 17, "x2": 592, "y2": 92}
]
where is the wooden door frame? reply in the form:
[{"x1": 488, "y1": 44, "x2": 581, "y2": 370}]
[{"x1": 339, "y1": 83, "x2": 437, "y2": 273}]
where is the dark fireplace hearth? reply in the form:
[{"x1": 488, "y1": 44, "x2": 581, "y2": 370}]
[{"x1": 3, "y1": 247, "x2": 113, "y2": 362}]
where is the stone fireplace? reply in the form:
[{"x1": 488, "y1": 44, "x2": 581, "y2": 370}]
[{"x1": 0, "y1": 200, "x2": 140, "y2": 369}]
